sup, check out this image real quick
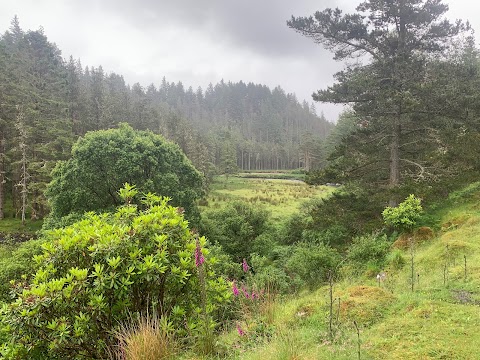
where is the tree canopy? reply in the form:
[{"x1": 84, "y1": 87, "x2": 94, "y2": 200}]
[
  {"x1": 45, "y1": 124, "x2": 203, "y2": 225},
  {"x1": 288, "y1": 0, "x2": 473, "y2": 203}
]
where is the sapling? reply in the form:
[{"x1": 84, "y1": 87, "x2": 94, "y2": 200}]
[
  {"x1": 382, "y1": 194, "x2": 423, "y2": 292},
  {"x1": 443, "y1": 261, "x2": 448, "y2": 286},
  {"x1": 336, "y1": 297, "x2": 341, "y2": 324},
  {"x1": 328, "y1": 270, "x2": 334, "y2": 340},
  {"x1": 410, "y1": 238, "x2": 415, "y2": 292},
  {"x1": 353, "y1": 320, "x2": 361, "y2": 360}
]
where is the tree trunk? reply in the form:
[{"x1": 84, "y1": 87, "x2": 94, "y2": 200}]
[
  {"x1": 389, "y1": 116, "x2": 401, "y2": 206},
  {"x1": 0, "y1": 136, "x2": 4, "y2": 219}
]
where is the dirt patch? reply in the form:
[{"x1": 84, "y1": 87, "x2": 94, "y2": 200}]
[{"x1": 451, "y1": 290, "x2": 480, "y2": 305}]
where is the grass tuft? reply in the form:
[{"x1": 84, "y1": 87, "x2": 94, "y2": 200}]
[{"x1": 112, "y1": 315, "x2": 176, "y2": 360}]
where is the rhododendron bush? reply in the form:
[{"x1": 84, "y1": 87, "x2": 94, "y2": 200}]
[{"x1": 0, "y1": 186, "x2": 231, "y2": 359}]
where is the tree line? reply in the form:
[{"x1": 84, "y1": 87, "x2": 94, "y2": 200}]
[{"x1": 0, "y1": 16, "x2": 333, "y2": 221}]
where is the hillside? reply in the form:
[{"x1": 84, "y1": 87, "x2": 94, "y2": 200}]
[{"x1": 185, "y1": 183, "x2": 480, "y2": 359}]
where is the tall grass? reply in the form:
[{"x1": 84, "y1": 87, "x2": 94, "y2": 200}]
[{"x1": 112, "y1": 315, "x2": 176, "y2": 360}]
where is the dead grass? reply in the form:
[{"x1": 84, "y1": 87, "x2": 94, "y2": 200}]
[
  {"x1": 392, "y1": 227, "x2": 435, "y2": 249},
  {"x1": 338, "y1": 286, "x2": 395, "y2": 326}
]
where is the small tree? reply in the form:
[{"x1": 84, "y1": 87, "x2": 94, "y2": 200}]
[
  {"x1": 382, "y1": 194, "x2": 423, "y2": 234},
  {"x1": 45, "y1": 124, "x2": 204, "y2": 227},
  {"x1": 218, "y1": 141, "x2": 238, "y2": 183},
  {"x1": 382, "y1": 194, "x2": 422, "y2": 291},
  {"x1": 201, "y1": 201, "x2": 269, "y2": 262}
]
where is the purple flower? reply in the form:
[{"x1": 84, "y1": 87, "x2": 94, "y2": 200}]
[
  {"x1": 236, "y1": 324, "x2": 245, "y2": 336},
  {"x1": 232, "y1": 281, "x2": 239, "y2": 296},
  {"x1": 251, "y1": 291, "x2": 256, "y2": 300},
  {"x1": 241, "y1": 286, "x2": 250, "y2": 299},
  {"x1": 195, "y1": 239, "x2": 205, "y2": 267},
  {"x1": 242, "y1": 258, "x2": 250, "y2": 273}
]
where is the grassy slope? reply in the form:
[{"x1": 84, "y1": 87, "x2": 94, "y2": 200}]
[{"x1": 189, "y1": 183, "x2": 480, "y2": 360}]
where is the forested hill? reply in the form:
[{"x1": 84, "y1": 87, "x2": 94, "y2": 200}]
[{"x1": 0, "y1": 18, "x2": 333, "y2": 219}]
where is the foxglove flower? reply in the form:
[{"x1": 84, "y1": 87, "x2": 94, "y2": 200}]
[
  {"x1": 236, "y1": 324, "x2": 245, "y2": 336},
  {"x1": 232, "y1": 281, "x2": 239, "y2": 296},
  {"x1": 241, "y1": 286, "x2": 250, "y2": 299},
  {"x1": 195, "y1": 239, "x2": 205, "y2": 267},
  {"x1": 242, "y1": 258, "x2": 250, "y2": 273}
]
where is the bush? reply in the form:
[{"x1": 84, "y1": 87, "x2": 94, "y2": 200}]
[
  {"x1": 249, "y1": 254, "x2": 291, "y2": 294},
  {"x1": 386, "y1": 249, "x2": 406, "y2": 270},
  {"x1": 295, "y1": 185, "x2": 384, "y2": 247},
  {"x1": 346, "y1": 233, "x2": 391, "y2": 274},
  {"x1": 285, "y1": 242, "x2": 340, "y2": 290},
  {"x1": 382, "y1": 194, "x2": 423, "y2": 233},
  {"x1": 0, "y1": 191, "x2": 230, "y2": 359},
  {"x1": 0, "y1": 239, "x2": 44, "y2": 302},
  {"x1": 281, "y1": 213, "x2": 305, "y2": 245},
  {"x1": 200, "y1": 201, "x2": 270, "y2": 262}
]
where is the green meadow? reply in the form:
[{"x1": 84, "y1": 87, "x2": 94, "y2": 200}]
[{"x1": 201, "y1": 175, "x2": 334, "y2": 221}]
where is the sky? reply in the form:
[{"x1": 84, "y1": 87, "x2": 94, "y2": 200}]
[{"x1": 0, "y1": 0, "x2": 478, "y2": 122}]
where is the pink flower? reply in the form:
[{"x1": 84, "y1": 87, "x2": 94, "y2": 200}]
[
  {"x1": 241, "y1": 286, "x2": 250, "y2": 299},
  {"x1": 236, "y1": 324, "x2": 245, "y2": 336},
  {"x1": 232, "y1": 281, "x2": 239, "y2": 296},
  {"x1": 195, "y1": 239, "x2": 205, "y2": 267},
  {"x1": 242, "y1": 258, "x2": 250, "y2": 273}
]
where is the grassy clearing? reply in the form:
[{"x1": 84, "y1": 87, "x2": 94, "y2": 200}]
[
  {"x1": 0, "y1": 218, "x2": 43, "y2": 235},
  {"x1": 235, "y1": 171, "x2": 305, "y2": 181},
  {"x1": 202, "y1": 175, "x2": 333, "y2": 221}
]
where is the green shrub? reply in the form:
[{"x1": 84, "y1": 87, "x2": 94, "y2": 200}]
[
  {"x1": 386, "y1": 249, "x2": 406, "y2": 270},
  {"x1": 346, "y1": 233, "x2": 391, "y2": 273},
  {"x1": 249, "y1": 254, "x2": 291, "y2": 294},
  {"x1": 0, "y1": 239, "x2": 44, "y2": 302},
  {"x1": 382, "y1": 194, "x2": 423, "y2": 233},
  {"x1": 45, "y1": 124, "x2": 204, "y2": 228},
  {"x1": 301, "y1": 224, "x2": 350, "y2": 247},
  {"x1": 285, "y1": 242, "x2": 340, "y2": 290},
  {"x1": 281, "y1": 213, "x2": 305, "y2": 245},
  {"x1": 1, "y1": 192, "x2": 230, "y2": 359},
  {"x1": 200, "y1": 201, "x2": 270, "y2": 262},
  {"x1": 294, "y1": 185, "x2": 384, "y2": 248}
]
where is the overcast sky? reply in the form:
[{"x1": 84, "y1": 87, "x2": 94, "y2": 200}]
[{"x1": 0, "y1": 0, "x2": 477, "y2": 122}]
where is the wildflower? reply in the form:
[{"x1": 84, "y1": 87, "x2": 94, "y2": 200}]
[
  {"x1": 241, "y1": 286, "x2": 250, "y2": 299},
  {"x1": 195, "y1": 238, "x2": 205, "y2": 267},
  {"x1": 236, "y1": 324, "x2": 245, "y2": 336},
  {"x1": 232, "y1": 281, "x2": 239, "y2": 296},
  {"x1": 242, "y1": 258, "x2": 250, "y2": 273}
]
